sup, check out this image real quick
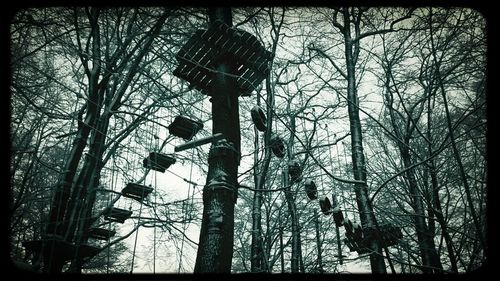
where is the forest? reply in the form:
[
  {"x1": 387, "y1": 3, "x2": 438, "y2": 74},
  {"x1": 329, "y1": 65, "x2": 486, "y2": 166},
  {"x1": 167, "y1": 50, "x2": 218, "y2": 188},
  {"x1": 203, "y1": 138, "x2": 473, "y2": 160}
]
[{"x1": 9, "y1": 7, "x2": 486, "y2": 274}]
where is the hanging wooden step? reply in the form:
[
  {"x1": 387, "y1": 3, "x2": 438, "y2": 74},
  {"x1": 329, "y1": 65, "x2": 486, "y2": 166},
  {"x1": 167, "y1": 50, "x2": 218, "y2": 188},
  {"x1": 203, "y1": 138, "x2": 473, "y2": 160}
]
[
  {"x1": 343, "y1": 220, "x2": 370, "y2": 254},
  {"x1": 363, "y1": 223, "x2": 403, "y2": 248},
  {"x1": 122, "y1": 183, "x2": 154, "y2": 202},
  {"x1": 332, "y1": 207, "x2": 344, "y2": 227},
  {"x1": 104, "y1": 208, "x2": 132, "y2": 223},
  {"x1": 319, "y1": 196, "x2": 332, "y2": 215},
  {"x1": 352, "y1": 222, "x2": 364, "y2": 242},
  {"x1": 173, "y1": 20, "x2": 273, "y2": 97},
  {"x1": 269, "y1": 135, "x2": 285, "y2": 158},
  {"x1": 168, "y1": 115, "x2": 203, "y2": 140},
  {"x1": 250, "y1": 106, "x2": 266, "y2": 132},
  {"x1": 143, "y1": 152, "x2": 176, "y2": 173},
  {"x1": 380, "y1": 224, "x2": 403, "y2": 247},
  {"x1": 304, "y1": 179, "x2": 317, "y2": 200},
  {"x1": 22, "y1": 236, "x2": 100, "y2": 262},
  {"x1": 88, "y1": 227, "x2": 116, "y2": 240},
  {"x1": 331, "y1": 194, "x2": 338, "y2": 209},
  {"x1": 288, "y1": 159, "x2": 302, "y2": 183}
]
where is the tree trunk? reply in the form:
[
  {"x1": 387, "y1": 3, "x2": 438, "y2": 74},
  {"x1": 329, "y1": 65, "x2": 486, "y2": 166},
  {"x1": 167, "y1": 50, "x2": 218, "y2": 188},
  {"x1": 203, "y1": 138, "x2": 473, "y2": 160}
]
[
  {"x1": 250, "y1": 81, "x2": 273, "y2": 272},
  {"x1": 342, "y1": 9, "x2": 386, "y2": 273},
  {"x1": 282, "y1": 114, "x2": 303, "y2": 273},
  {"x1": 398, "y1": 146, "x2": 442, "y2": 273},
  {"x1": 194, "y1": 8, "x2": 240, "y2": 273},
  {"x1": 314, "y1": 209, "x2": 324, "y2": 273},
  {"x1": 429, "y1": 8, "x2": 486, "y2": 253},
  {"x1": 426, "y1": 93, "x2": 458, "y2": 272}
]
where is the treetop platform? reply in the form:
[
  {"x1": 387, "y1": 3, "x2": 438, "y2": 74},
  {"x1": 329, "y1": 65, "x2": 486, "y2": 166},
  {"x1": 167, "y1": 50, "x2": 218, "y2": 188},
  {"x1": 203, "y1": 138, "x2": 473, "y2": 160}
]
[{"x1": 173, "y1": 20, "x2": 272, "y2": 97}]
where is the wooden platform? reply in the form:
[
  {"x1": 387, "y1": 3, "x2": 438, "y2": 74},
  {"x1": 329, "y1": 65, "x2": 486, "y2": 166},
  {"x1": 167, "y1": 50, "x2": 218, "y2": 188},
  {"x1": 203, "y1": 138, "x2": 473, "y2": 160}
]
[
  {"x1": 143, "y1": 152, "x2": 176, "y2": 173},
  {"x1": 304, "y1": 179, "x2": 317, "y2": 200},
  {"x1": 173, "y1": 20, "x2": 272, "y2": 96},
  {"x1": 88, "y1": 227, "x2": 116, "y2": 240},
  {"x1": 122, "y1": 183, "x2": 154, "y2": 202},
  {"x1": 104, "y1": 207, "x2": 132, "y2": 223},
  {"x1": 22, "y1": 236, "x2": 100, "y2": 262},
  {"x1": 344, "y1": 223, "x2": 403, "y2": 254},
  {"x1": 168, "y1": 115, "x2": 203, "y2": 140}
]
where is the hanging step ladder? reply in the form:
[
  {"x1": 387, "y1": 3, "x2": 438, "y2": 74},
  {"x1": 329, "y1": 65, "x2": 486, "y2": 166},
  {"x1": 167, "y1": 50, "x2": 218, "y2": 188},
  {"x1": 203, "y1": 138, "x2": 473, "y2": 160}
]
[
  {"x1": 22, "y1": 236, "x2": 100, "y2": 263},
  {"x1": 104, "y1": 207, "x2": 132, "y2": 223},
  {"x1": 319, "y1": 196, "x2": 332, "y2": 215},
  {"x1": 288, "y1": 159, "x2": 302, "y2": 183},
  {"x1": 88, "y1": 227, "x2": 116, "y2": 240},
  {"x1": 122, "y1": 182, "x2": 154, "y2": 202},
  {"x1": 304, "y1": 179, "x2": 318, "y2": 200},
  {"x1": 330, "y1": 194, "x2": 344, "y2": 227},
  {"x1": 143, "y1": 152, "x2": 176, "y2": 173},
  {"x1": 270, "y1": 135, "x2": 286, "y2": 158},
  {"x1": 168, "y1": 115, "x2": 203, "y2": 141},
  {"x1": 250, "y1": 106, "x2": 267, "y2": 132}
]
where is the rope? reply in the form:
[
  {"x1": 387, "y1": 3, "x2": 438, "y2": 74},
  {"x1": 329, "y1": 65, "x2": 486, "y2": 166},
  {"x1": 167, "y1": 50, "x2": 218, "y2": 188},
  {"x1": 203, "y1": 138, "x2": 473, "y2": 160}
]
[
  {"x1": 152, "y1": 107, "x2": 161, "y2": 274},
  {"x1": 129, "y1": 193, "x2": 144, "y2": 273},
  {"x1": 130, "y1": 110, "x2": 158, "y2": 274}
]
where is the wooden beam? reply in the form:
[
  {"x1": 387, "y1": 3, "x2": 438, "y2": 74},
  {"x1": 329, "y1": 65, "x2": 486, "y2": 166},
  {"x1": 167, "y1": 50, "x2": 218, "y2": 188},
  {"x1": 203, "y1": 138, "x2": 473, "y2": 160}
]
[{"x1": 174, "y1": 133, "x2": 224, "y2": 152}]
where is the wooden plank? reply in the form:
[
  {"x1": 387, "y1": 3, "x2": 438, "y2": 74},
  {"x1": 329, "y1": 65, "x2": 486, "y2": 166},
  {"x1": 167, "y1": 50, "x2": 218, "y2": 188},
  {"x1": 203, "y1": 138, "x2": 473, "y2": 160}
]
[
  {"x1": 174, "y1": 133, "x2": 224, "y2": 152},
  {"x1": 176, "y1": 30, "x2": 204, "y2": 60},
  {"x1": 173, "y1": 20, "x2": 273, "y2": 96}
]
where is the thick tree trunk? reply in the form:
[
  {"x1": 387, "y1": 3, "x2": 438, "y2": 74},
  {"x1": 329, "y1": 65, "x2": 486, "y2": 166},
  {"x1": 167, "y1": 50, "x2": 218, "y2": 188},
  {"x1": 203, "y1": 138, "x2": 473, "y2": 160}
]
[
  {"x1": 429, "y1": 9, "x2": 485, "y2": 253},
  {"x1": 342, "y1": 10, "x2": 386, "y2": 273},
  {"x1": 426, "y1": 94, "x2": 458, "y2": 273},
  {"x1": 398, "y1": 146, "x2": 442, "y2": 273},
  {"x1": 67, "y1": 112, "x2": 111, "y2": 273},
  {"x1": 251, "y1": 90, "x2": 272, "y2": 272},
  {"x1": 194, "y1": 8, "x2": 240, "y2": 273}
]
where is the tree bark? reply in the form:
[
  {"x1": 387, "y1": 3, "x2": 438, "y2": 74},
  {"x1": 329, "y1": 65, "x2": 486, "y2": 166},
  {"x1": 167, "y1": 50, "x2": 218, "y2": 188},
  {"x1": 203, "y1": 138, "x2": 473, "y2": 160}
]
[
  {"x1": 429, "y1": 8, "x2": 485, "y2": 253},
  {"x1": 341, "y1": 8, "x2": 387, "y2": 273},
  {"x1": 426, "y1": 92, "x2": 458, "y2": 272},
  {"x1": 194, "y1": 8, "x2": 240, "y2": 273},
  {"x1": 250, "y1": 90, "x2": 272, "y2": 272},
  {"x1": 398, "y1": 145, "x2": 442, "y2": 273}
]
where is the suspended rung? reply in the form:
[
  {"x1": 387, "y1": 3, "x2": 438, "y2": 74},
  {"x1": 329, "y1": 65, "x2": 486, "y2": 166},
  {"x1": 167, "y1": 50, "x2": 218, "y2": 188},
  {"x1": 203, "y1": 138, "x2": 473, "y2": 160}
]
[
  {"x1": 331, "y1": 194, "x2": 338, "y2": 209},
  {"x1": 332, "y1": 208, "x2": 344, "y2": 227},
  {"x1": 288, "y1": 159, "x2": 302, "y2": 183},
  {"x1": 89, "y1": 227, "x2": 116, "y2": 240},
  {"x1": 304, "y1": 179, "x2": 317, "y2": 200},
  {"x1": 270, "y1": 135, "x2": 285, "y2": 158},
  {"x1": 352, "y1": 222, "x2": 364, "y2": 241},
  {"x1": 380, "y1": 226, "x2": 403, "y2": 247},
  {"x1": 319, "y1": 196, "x2": 332, "y2": 215},
  {"x1": 168, "y1": 115, "x2": 203, "y2": 140},
  {"x1": 143, "y1": 158, "x2": 165, "y2": 173},
  {"x1": 122, "y1": 183, "x2": 154, "y2": 201},
  {"x1": 364, "y1": 223, "x2": 403, "y2": 247},
  {"x1": 250, "y1": 106, "x2": 266, "y2": 132},
  {"x1": 22, "y1": 238, "x2": 100, "y2": 261},
  {"x1": 143, "y1": 152, "x2": 176, "y2": 172},
  {"x1": 104, "y1": 207, "x2": 132, "y2": 223}
]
